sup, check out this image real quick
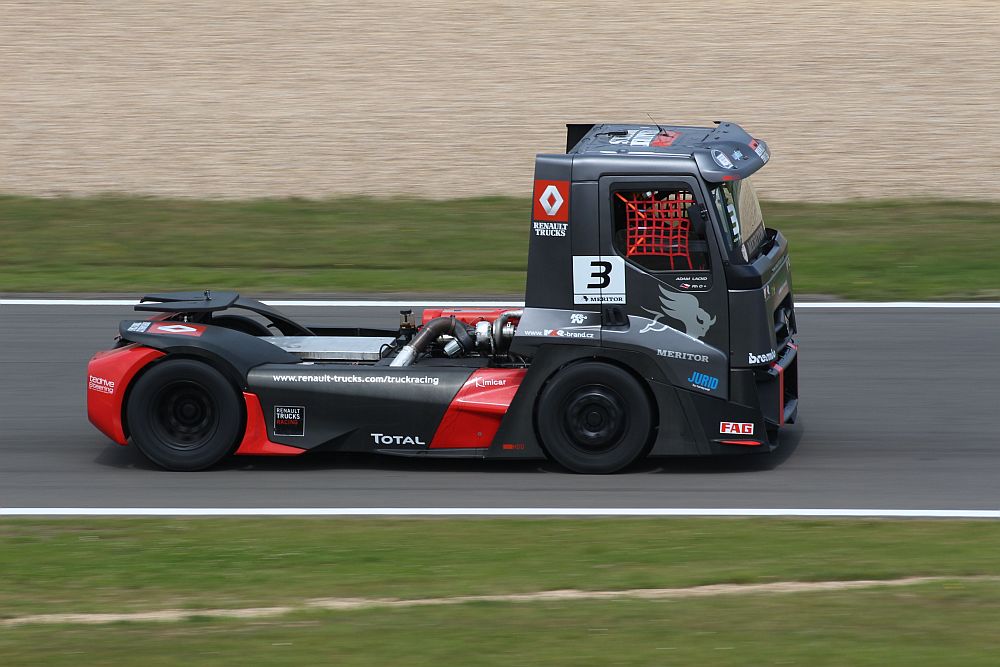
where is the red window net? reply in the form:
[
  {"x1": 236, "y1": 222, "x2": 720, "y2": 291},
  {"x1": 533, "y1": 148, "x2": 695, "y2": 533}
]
[{"x1": 616, "y1": 190, "x2": 694, "y2": 270}]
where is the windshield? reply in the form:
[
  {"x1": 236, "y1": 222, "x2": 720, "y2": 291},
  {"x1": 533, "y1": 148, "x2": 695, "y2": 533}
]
[{"x1": 712, "y1": 178, "x2": 766, "y2": 260}]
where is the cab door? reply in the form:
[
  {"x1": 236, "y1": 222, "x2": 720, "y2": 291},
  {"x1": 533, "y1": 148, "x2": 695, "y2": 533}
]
[{"x1": 596, "y1": 176, "x2": 731, "y2": 397}]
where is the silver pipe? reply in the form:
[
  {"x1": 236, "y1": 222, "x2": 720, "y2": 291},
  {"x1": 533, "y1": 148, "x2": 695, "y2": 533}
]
[
  {"x1": 493, "y1": 309, "x2": 523, "y2": 353},
  {"x1": 389, "y1": 316, "x2": 463, "y2": 367},
  {"x1": 389, "y1": 345, "x2": 418, "y2": 367}
]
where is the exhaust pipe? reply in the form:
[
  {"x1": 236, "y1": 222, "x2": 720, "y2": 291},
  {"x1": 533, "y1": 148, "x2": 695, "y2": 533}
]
[{"x1": 390, "y1": 317, "x2": 474, "y2": 367}]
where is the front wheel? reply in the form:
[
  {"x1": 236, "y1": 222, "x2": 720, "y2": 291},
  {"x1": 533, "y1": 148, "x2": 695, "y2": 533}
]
[
  {"x1": 126, "y1": 358, "x2": 243, "y2": 471},
  {"x1": 535, "y1": 361, "x2": 654, "y2": 474}
]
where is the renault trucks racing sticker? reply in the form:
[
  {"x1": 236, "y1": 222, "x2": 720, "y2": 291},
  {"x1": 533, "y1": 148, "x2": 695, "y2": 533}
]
[{"x1": 274, "y1": 406, "x2": 305, "y2": 436}]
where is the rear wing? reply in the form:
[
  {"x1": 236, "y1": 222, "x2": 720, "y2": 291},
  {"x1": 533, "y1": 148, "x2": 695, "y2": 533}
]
[
  {"x1": 566, "y1": 121, "x2": 770, "y2": 182},
  {"x1": 134, "y1": 290, "x2": 312, "y2": 336}
]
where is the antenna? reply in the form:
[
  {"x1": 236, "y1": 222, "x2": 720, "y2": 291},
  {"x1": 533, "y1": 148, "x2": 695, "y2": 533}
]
[{"x1": 646, "y1": 112, "x2": 666, "y2": 134}]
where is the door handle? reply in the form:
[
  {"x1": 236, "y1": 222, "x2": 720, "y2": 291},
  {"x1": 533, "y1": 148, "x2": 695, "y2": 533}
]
[{"x1": 602, "y1": 305, "x2": 629, "y2": 328}]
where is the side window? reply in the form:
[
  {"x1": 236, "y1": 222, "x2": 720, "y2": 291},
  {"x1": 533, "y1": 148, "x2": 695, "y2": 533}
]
[
  {"x1": 713, "y1": 185, "x2": 741, "y2": 248},
  {"x1": 612, "y1": 187, "x2": 710, "y2": 272}
]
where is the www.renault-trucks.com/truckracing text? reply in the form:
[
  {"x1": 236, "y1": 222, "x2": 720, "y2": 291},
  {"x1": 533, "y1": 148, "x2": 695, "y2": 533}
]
[{"x1": 87, "y1": 121, "x2": 798, "y2": 474}]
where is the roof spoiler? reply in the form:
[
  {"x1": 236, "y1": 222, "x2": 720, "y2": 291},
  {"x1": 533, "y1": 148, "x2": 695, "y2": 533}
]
[{"x1": 566, "y1": 124, "x2": 596, "y2": 153}]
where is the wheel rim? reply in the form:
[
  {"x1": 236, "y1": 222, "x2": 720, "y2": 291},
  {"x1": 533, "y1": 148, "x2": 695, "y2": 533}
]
[
  {"x1": 150, "y1": 380, "x2": 218, "y2": 451},
  {"x1": 561, "y1": 384, "x2": 628, "y2": 453}
]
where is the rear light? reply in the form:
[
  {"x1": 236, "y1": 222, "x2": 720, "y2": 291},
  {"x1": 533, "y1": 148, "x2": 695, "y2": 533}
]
[{"x1": 711, "y1": 149, "x2": 735, "y2": 169}]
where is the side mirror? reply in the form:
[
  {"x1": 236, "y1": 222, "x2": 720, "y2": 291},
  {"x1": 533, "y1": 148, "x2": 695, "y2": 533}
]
[{"x1": 687, "y1": 204, "x2": 708, "y2": 237}]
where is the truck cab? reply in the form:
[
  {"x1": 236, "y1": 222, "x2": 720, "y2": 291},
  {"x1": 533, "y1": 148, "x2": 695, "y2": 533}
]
[{"x1": 510, "y1": 121, "x2": 798, "y2": 457}]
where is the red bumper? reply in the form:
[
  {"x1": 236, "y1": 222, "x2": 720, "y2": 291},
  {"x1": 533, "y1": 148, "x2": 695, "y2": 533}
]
[{"x1": 87, "y1": 345, "x2": 165, "y2": 445}]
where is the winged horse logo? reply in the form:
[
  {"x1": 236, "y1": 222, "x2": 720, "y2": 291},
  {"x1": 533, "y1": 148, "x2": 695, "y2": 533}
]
[{"x1": 640, "y1": 286, "x2": 717, "y2": 338}]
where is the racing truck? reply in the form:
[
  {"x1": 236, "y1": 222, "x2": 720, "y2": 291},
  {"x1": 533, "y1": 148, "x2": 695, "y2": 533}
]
[{"x1": 87, "y1": 121, "x2": 798, "y2": 473}]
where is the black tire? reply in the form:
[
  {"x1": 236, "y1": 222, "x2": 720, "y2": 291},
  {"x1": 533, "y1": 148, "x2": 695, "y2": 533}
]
[
  {"x1": 536, "y1": 361, "x2": 654, "y2": 474},
  {"x1": 126, "y1": 358, "x2": 243, "y2": 471}
]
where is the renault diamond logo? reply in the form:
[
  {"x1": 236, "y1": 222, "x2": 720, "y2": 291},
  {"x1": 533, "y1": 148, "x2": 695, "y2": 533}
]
[
  {"x1": 157, "y1": 324, "x2": 197, "y2": 333},
  {"x1": 532, "y1": 180, "x2": 569, "y2": 222},
  {"x1": 538, "y1": 184, "x2": 564, "y2": 216}
]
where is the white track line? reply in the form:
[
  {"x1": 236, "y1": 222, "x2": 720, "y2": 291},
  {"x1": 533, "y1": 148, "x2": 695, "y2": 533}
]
[
  {"x1": 2, "y1": 508, "x2": 1000, "y2": 518},
  {"x1": 2, "y1": 299, "x2": 1000, "y2": 308}
]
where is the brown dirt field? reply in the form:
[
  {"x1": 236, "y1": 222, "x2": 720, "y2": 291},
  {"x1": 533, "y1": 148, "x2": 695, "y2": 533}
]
[{"x1": 2, "y1": 1, "x2": 998, "y2": 201}]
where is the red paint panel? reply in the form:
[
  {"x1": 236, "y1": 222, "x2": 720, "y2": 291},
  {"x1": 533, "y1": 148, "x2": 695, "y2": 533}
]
[
  {"x1": 234, "y1": 393, "x2": 306, "y2": 456},
  {"x1": 421, "y1": 308, "x2": 519, "y2": 326},
  {"x1": 430, "y1": 369, "x2": 527, "y2": 449},
  {"x1": 87, "y1": 345, "x2": 165, "y2": 445},
  {"x1": 650, "y1": 130, "x2": 681, "y2": 147},
  {"x1": 532, "y1": 179, "x2": 570, "y2": 222}
]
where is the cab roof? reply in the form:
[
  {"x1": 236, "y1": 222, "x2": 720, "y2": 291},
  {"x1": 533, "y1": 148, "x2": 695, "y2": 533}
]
[{"x1": 565, "y1": 121, "x2": 770, "y2": 183}]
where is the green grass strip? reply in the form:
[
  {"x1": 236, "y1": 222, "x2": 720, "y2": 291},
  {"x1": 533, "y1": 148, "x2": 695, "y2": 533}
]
[
  {"x1": 3, "y1": 583, "x2": 1000, "y2": 665},
  {"x1": 4, "y1": 518, "x2": 1000, "y2": 617},
  {"x1": 2, "y1": 195, "x2": 998, "y2": 298}
]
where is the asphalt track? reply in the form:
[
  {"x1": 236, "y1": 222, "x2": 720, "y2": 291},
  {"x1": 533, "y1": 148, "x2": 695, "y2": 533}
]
[{"x1": 2, "y1": 302, "x2": 999, "y2": 511}]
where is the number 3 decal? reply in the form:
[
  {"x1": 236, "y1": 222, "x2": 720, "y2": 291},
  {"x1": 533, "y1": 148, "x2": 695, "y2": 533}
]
[
  {"x1": 588, "y1": 261, "x2": 612, "y2": 289},
  {"x1": 573, "y1": 256, "x2": 625, "y2": 304}
]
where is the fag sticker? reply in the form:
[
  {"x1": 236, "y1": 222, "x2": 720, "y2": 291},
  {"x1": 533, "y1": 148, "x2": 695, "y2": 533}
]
[
  {"x1": 720, "y1": 422, "x2": 754, "y2": 435},
  {"x1": 532, "y1": 180, "x2": 569, "y2": 222},
  {"x1": 147, "y1": 323, "x2": 206, "y2": 337},
  {"x1": 274, "y1": 406, "x2": 305, "y2": 437}
]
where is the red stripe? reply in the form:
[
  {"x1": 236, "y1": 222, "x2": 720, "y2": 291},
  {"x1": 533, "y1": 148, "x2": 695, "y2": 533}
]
[
  {"x1": 234, "y1": 393, "x2": 306, "y2": 456},
  {"x1": 770, "y1": 359, "x2": 786, "y2": 426},
  {"x1": 420, "y1": 308, "x2": 519, "y2": 326},
  {"x1": 719, "y1": 440, "x2": 762, "y2": 446},
  {"x1": 430, "y1": 369, "x2": 527, "y2": 449}
]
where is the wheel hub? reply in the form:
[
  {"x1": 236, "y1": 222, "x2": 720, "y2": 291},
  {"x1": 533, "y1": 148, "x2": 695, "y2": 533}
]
[
  {"x1": 563, "y1": 385, "x2": 627, "y2": 453},
  {"x1": 151, "y1": 381, "x2": 217, "y2": 450}
]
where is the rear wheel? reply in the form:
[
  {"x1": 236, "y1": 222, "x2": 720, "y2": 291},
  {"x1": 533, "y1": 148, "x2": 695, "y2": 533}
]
[
  {"x1": 536, "y1": 361, "x2": 653, "y2": 473},
  {"x1": 126, "y1": 358, "x2": 243, "y2": 471}
]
